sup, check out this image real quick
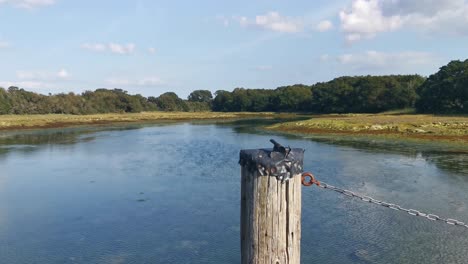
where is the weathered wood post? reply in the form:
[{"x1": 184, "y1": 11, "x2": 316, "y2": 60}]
[{"x1": 239, "y1": 139, "x2": 304, "y2": 264}]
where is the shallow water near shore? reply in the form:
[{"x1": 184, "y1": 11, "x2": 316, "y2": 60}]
[{"x1": 1, "y1": 120, "x2": 468, "y2": 263}]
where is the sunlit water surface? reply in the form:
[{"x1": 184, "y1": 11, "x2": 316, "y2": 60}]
[{"x1": 1, "y1": 120, "x2": 468, "y2": 263}]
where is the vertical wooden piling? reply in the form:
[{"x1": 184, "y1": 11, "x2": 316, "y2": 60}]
[{"x1": 240, "y1": 143, "x2": 304, "y2": 264}]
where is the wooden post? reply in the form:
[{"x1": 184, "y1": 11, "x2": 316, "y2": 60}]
[{"x1": 239, "y1": 140, "x2": 304, "y2": 264}]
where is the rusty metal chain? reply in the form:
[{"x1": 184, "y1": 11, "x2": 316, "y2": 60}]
[{"x1": 302, "y1": 172, "x2": 468, "y2": 229}]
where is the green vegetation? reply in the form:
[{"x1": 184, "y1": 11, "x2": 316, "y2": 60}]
[
  {"x1": 416, "y1": 59, "x2": 468, "y2": 114},
  {"x1": 188, "y1": 90, "x2": 213, "y2": 103},
  {"x1": 311, "y1": 75, "x2": 424, "y2": 113},
  {"x1": 0, "y1": 112, "x2": 286, "y2": 130},
  {"x1": 211, "y1": 75, "x2": 424, "y2": 113},
  {"x1": 0, "y1": 59, "x2": 466, "y2": 116},
  {"x1": 0, "y1": 87, "x2": 210, "y2": 115},
  {"x1": 148, "y1": 92, "x2": 189, "y2": 112},
  {"x1": 212, "y1": 84, "x2": 314, "y2": 112},
  {"x1": 267, "y1": 114, "x2": 468, "y2": 143}
]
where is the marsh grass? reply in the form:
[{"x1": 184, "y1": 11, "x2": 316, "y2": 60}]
[
  {"x1": 0, "y1": 112, "x2": 285, "y2": 130},
  {"x1": 266, "y1": 114, "x2": 468, "y2": 142}
]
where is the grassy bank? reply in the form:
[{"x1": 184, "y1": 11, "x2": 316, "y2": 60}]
[
  {"x1": 266, "y1": 114, "x2": 468, "y2": 143},
  {"x1": 0, "y1": 112, "x2": 287, "y2": 131},
  {"x1": 4, "y1": 112, "x2": 468, "y2": 144}
]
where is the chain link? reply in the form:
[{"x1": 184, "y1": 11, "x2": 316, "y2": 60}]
[{"x1": 314, "y1": 180, "x2": 468, "y2": 229}]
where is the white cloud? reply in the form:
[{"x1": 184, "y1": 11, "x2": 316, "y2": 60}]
[
  {"x1": 316, "y1": 20, "x2": 334, "y2": 32},
  {"x1": 339, "y1": 0, "x2": 402, "y2": 42},
  {"x1": 105, "y1": 76, "x2": 165, "y2": 87},
  {"x1": 81, "y1": 43, "x2": 136, "y2": 55},
  {"x1": 109, "y1": 43, "x2": 135, "y2": 55},
  {"x1": 148, "y1": 47, "x2": 156, "y2": 54},
  {"x1": 16, "y1": 69, "x2": 70, "y2": 81},
  {"x1": 236, "y1": 11, "x2": 303, "y2": 33},
  {"x1": 231, "y1": 12, "x2": 338, "y2": 34},
  {"x1": 340, "y1": 0, "x2": 468, "y2": 42},
  {"x1": 0, "y1": 0, "x2": 55, "y2": 9},
  {"x1": 57, "y1": 69, "x2": 69, "y2": 78},
  {"x1": 336, "y1": 50, "x2": 436, "y2": 69},
  {"x1": 81, "y1": 43, "x2": 106, "y2": 52},
  {"x1": 0, "y1": 41, "x2": 10, "y2": 48}
]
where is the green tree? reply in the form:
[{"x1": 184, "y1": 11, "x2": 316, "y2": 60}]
[
  {"x1": 154, "y1": 92, "x2": 189, "y2": 111},
  {"x1": 212, "y1": 90, "x2": 233, "y2": 111},
  {"x1": 416, "y1": 59, "x2": 468, "y2": 113},
  {"x1": 272, "y1": 84, "x2": 312, "y2": 112},
  {"x1": 311, "y1": 75, "x2": 423, "y2": 113},
  {"x1": 0, "y1": 87, "x2": 12, "y2": 114},
  {"x1": 0, "y1": 73, "x2": 431, "y2": 115},
  {"x1": 188, "y1": 90, "x2": 213, "y2": 103}
]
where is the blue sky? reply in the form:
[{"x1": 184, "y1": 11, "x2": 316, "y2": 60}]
[{"x1": 0, "y1": 0, "x2": 467, "y2": 98}]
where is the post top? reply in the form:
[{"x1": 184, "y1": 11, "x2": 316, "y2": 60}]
[{"x1": 239, "y1": 140, "x2": 304, "y2": 182}]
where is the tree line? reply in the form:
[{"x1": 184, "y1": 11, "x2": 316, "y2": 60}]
[
  {"x1": 0, "y1": 59, "x2": 466, "y2": 115},
  {"x1": 0, "y1": 88, "x2": 212, "y2": 115},
  {"x1": 212, "y1": 75, "x2": 425, "y2": 113}
]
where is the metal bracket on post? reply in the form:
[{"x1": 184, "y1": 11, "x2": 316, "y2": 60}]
[
  {"x1": 239, "y1": 139, "x2": 304, "y2": 183},
  {"x1": 270, "y1": 139, "x2": 291, "y2": 158}
]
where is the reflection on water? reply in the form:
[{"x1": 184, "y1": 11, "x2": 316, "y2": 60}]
[
  {"x1": 309, "y1": 137, "x2": 468, "y2": 176},
  {"x1": 0, "y1": 120, "x2": 467, "y2": 264},
  {"x1": 422, "y1": 152, "x2": 468, "y2": 175},
  {"x1": 0, "y1": 124, "x2": 165, "y2": 158},
  {"x1": 218, "y1": 116, "x2": 309, "y2": 134},
  {"x1": 259, "y1": 132, "x2": 468, "y2": 176}
]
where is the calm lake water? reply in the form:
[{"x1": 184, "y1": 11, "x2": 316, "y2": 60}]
[{"x1": 1, "y1": 119, "x2": 468, "y2": 264}]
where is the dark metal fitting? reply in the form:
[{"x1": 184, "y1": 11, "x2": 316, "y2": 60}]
[{"x1": 239, "y1": 139, "x2": 304, "y2": 183}]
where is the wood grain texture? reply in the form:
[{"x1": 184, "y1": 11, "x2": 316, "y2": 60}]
[{"x1": 241, "y1": 167, "x2": 301, "y2": 264}]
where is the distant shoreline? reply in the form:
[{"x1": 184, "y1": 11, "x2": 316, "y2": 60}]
[
  {"x1": 265, "y1": 114, "x2": 468, "y2": 144},
  {"x1": 2, "y1": 112, "x2": 468, "y2": 144},
  {"x1": 0, "y1": 112, "x2": 293, "y2": 131}
]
